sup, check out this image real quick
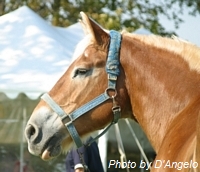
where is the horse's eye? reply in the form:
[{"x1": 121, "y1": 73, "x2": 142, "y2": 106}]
[{"x1": 73, "y1": 68, "x2": 88, "y2": 78}]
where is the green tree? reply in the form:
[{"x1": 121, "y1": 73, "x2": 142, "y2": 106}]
[{"x1": 0, "y1": 0, "x2": 200, "y2": 36}]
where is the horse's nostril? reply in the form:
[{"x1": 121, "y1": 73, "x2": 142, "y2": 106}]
[
  {"x1": 30, "y1": 126, "x2": 35, "y2": 136},
  {"x1": 27, "y1": 125, "x2": 35, "y2": 138},
  {"x1": 25, "y1": 124, "x2": 34, "y2": 140},
  {"x1": 25, "y1": 124, "x2": 40, "y2": 143}
]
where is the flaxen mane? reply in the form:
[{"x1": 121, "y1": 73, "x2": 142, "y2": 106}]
[{"x1": 123, "y1": 32, "x2": 200, "y2": 72}]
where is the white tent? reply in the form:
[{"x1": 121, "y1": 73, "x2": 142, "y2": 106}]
[{"x1": 0, "y1": 6, "x2": 84, "y2": 98}]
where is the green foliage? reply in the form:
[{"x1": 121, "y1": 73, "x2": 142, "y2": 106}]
[{"x1": 0, "y1": 0, "x2": 199, "y2": 36}]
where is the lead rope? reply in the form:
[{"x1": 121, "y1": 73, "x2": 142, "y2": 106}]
[
  {"x1": 125, "y1": 119, "x2": 151, "y2": 170},
  {"x1": 77, "y1": 147, "x2": 90, "y2": 172}
]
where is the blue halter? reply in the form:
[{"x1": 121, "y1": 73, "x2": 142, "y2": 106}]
[{"x1": 41, "y1": 30, "x2": 122, "y2": 148}]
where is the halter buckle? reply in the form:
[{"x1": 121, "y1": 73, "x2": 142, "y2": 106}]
[{"x1": 112, "y1": 106, "x2": 121, "y2": 124}]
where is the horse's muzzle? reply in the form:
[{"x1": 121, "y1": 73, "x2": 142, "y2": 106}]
[{"x1": 24, "y1": 107, "x2": 66, "y2": 160}]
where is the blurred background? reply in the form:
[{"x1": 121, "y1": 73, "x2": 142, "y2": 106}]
[{"x1": 0, "y1": 0, "x2": 200, "y2": 172}]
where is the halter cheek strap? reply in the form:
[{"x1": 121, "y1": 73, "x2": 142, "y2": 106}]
[{"x1": 41, "y1": 30, "x2": 122, "y2": 148}]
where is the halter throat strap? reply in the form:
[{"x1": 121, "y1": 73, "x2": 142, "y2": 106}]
[{"x1": 41, "y1": 30, "x2": 122, "y2": 148}]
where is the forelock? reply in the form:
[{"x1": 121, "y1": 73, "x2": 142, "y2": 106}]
[{"x1": 71, "y1": 35, "x2": 92, "y2": 62}]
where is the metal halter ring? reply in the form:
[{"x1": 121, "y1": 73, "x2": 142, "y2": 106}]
[{"x1": 105, "y1": 87, "x2": 117, "y2": 99}]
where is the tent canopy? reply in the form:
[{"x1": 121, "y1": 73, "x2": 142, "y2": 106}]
[{"x1": 0, "y1": 6, "x2": 84, "y2": 98}]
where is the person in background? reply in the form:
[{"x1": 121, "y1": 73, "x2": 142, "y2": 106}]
[{"x1": 65, "y1": 137, "x2": 104, "y2": 172}]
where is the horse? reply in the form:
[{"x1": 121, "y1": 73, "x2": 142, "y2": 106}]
[{"x1": 25, "y1": 12, "x2": 200, "y2": 172}]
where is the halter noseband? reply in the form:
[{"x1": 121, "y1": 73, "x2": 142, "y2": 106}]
[{"x1": 41, "y1": 30, "x2": 122, "y2": 148}]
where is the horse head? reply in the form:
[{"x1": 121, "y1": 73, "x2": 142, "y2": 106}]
[{"x1": 25, "y1": 12, "x2": 131, "y2": 160}]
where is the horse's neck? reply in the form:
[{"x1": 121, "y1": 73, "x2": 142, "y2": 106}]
[{"x1": 120, "y1": 34, "x2": 200, "y2": 152}]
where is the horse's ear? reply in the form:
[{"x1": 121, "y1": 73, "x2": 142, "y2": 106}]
[{"x1": 79, "y1": 12, "x2": 109, "y2": 45}]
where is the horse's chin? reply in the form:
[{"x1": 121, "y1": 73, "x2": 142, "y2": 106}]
[
  {"x1": 40, "y1": 136, "x2": 63, "y2": 161},
  {"x1": 40, "y1": 136, "x2": 73, "y2": 161},
  {"x1": 41, "y1": 145, "x2": 61, "y2": 161}
]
